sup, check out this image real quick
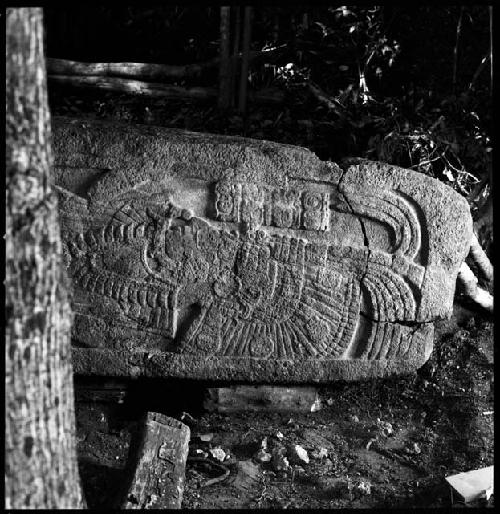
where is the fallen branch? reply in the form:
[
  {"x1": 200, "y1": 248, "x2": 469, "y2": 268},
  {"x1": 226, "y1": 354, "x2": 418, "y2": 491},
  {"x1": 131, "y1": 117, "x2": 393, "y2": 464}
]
[
  {"x1": 305, "y1": 82, "x2": 346, "y2": 117},
  {"x1": 457, "y1": 262, "x2": 493, "y2": 314},
  {"x1": 47, "y1": 46, "x2": 287, "y2": 82},
  {"x1": 187, "y1": 457, "x2": 231, "y2": 488},
  {"x1": 48, "y1": 74, "x2": 284, "y2": 104},
  {"x1": 370, "y1": 443, "x2": 428, "y2": 476},
  {"x1": 469, "y1": 233, "x2": 493, "y2": 283},
  {"x1": 119, "y1": 412, "x2": 190, "y2": 509},
  {"x1": 47, "y1": 58, "x2": 210, "y2": 81}
]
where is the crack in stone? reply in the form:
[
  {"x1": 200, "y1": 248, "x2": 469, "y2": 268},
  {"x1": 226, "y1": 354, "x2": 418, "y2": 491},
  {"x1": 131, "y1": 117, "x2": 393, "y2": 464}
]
[
  {"x1": 358, "y1": 311, "x2": 434, "y2": 338},
  {"x1": 337, "y1": 163, "x2": 371, "y2": 284}
]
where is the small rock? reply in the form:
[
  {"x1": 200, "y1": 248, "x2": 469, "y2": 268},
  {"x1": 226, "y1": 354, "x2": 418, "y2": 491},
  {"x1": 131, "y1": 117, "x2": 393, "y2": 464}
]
[
  {"x1": 275, "y1": 431, "x2": 284, "y2": 440},
  {"x1": 194, "y1": 449, "x2": 208, "y2": 458},
  {"x1": 261, "y1": 437, "x2": 268, "y2": 450},
  {"x1": 311, "y1": 448, "x2": 328, "y2": 460},
  {"x1": 412, "y1": 442, "x2": 422, "y2": 454},
  {"x1": 288, "y1": 444, "x2": 309, "y2": 464},
  {"x1": 198, "y1": 433, "x2": 213, "y2": 442},
  {"x1": 326, "y1": 397, "x2": 334, "y2": 406},
  {"x1": 350, "y1": 414, "x2": 360, "y2": 423},
  {"x1": 254, "y1": 449, "x2": 272, "y2": 463},
  {"x1": 209, "y1": 447, "x2": 226, "y2": 462}
]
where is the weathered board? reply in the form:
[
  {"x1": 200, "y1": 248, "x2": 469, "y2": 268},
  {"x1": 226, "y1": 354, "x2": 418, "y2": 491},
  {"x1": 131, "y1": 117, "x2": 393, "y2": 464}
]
[{"x1": 52, "y1": 116, "x2": 473, "y2": 382}]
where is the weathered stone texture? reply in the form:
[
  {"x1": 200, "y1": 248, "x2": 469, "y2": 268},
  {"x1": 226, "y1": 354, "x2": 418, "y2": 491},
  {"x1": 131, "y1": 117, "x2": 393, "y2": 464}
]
[{"x1": 52, "y1": 116, "x2": 473, "y2": 382}]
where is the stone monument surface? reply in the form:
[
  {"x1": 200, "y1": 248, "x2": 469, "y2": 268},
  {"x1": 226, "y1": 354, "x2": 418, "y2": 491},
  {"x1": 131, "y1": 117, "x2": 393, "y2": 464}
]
[{"x1": 52, "y1": 116, "x2": 473, "y2": 382}]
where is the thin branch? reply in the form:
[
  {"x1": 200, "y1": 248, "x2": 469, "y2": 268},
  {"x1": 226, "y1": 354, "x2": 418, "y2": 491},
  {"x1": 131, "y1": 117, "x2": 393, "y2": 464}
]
[
  {"x1": 490, "y1": 6, "x2": 493, "y2": 93},
  {"x1": 452, "y1": 6, "x2": 465, "y2": 92},
  {"x1": 468, "y1": 53, "x2": 491, "y2": 91}
]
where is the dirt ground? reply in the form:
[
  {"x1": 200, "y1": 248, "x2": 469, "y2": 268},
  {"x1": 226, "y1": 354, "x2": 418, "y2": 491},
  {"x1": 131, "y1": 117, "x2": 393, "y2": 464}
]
[{"x1": 74, "y1": 303, "x2": 493, "y2": 509}]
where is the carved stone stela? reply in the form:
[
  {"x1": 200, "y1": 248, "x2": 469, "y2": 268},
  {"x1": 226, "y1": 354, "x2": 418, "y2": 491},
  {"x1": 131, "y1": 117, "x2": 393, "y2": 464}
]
[{"x1": 53, "y1": 117, "x2": 473, "y2": 382}]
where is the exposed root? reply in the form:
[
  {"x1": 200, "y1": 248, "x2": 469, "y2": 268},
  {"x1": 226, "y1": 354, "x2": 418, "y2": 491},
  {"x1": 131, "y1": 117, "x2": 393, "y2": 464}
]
[
  {"x1": 457, "y1": 262, "x2": 493, "y2": 314},
  {"x1": 469, "y1": 233, "x2": 493, "y2": 283},
  {"x1": 187, "y1": 457, "x2": 231, "y2": 488}
]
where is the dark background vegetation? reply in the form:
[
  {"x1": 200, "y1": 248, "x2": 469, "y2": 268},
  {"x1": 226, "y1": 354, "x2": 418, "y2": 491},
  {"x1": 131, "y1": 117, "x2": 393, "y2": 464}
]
[{"x1": 44, "y1": 5, "x2": 492, "y2": 249}]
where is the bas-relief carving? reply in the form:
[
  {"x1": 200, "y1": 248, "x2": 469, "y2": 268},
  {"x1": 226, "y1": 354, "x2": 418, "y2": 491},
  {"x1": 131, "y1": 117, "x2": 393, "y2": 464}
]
[
  {"x1": 52, "y1": 117, "x2": 473, "y2": 380},
  {"x1": 64, "y1": 179, "x2": 427, "y2": 363}
]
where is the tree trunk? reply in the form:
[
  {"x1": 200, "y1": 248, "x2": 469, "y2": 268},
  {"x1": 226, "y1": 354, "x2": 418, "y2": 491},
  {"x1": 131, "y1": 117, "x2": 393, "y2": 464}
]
[
  {"x1": 238, "y1": 6, "x2": 253, "y2": 114},
  {"x1": 5, "y1": 8, "x2": 84, "y2": 509},
  {"x1": 230, "y1": 6, "x2": 242, "y2": 107},
  {"x1": 218, "y1": 6, "x2": 233, "y2": 109}
]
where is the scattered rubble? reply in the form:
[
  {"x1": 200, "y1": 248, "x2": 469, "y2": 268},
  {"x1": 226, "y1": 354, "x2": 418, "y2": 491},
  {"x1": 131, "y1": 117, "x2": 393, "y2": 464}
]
[{"x1": 376, "y1": 418, "x2": 394, "y2": 437}]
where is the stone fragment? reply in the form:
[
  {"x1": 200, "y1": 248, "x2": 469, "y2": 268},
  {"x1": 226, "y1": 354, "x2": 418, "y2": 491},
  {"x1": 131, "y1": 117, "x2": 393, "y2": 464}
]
[
  {"x1": 209, "y1": 447, "x2": 226, "y2": 462},
  {"x1": 445, "y1": 466, "x2": 494, "y2": 504},
  {"x1": 195, "y1": 433, "x2": 213, "y2": 442},
  {"x1": 53, "y1": 117, "x2": 474, "y2": 383},
  {"x1": 288, "y1": 444, "x2": 310, "y2": 465}
]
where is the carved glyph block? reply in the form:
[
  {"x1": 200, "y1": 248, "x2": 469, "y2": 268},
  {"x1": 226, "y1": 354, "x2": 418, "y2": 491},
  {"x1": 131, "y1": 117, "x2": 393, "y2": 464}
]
[{"x1": 53, "y1": 117, "x2": 473, "y2": 382}]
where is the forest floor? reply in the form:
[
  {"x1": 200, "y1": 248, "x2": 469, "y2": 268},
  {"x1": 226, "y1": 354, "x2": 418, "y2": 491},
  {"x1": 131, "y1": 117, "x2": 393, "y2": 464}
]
[
  {"x1": 52, "y1": 91, "x2": 494, "y2": 509},
  {"x1": 74, "y1": 305, "x2": 493, "y2": 510}
]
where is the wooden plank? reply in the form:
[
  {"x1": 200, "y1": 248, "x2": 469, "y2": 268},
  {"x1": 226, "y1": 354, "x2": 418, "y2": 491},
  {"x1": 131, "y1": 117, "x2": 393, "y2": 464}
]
[{"x1": 119, "y1": 413, "x2": 190, "y2": 509}]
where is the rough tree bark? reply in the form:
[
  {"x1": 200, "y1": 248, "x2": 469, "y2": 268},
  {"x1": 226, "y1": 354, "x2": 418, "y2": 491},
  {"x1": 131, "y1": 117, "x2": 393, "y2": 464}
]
[{"x1": 5, "y1": 8, "x2": 85, "y2": 508}]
